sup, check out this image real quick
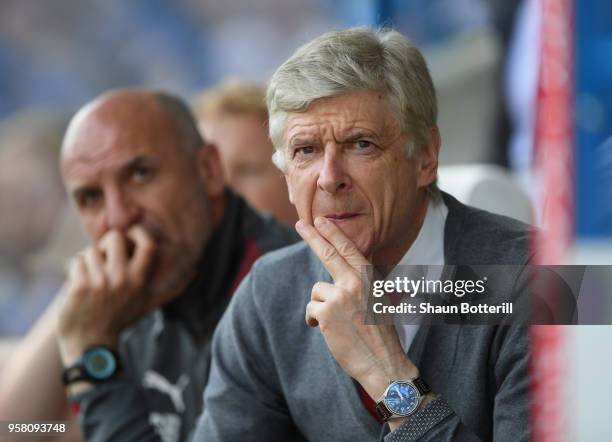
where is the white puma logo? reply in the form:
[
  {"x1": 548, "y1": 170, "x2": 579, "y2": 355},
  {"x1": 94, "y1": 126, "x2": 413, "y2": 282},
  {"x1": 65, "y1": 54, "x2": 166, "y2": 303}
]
[{"x1": 143, "y1": 370, "x2": 190, "y2": 412}]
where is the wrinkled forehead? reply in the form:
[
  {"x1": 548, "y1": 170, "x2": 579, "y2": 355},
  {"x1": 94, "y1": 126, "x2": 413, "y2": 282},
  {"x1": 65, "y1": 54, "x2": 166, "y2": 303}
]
[
  {"x1": 60, "y1": 110, "x2": 181, "y2": 186},
  {"x1": 283, "y1": 91, "x2": 401, "y2": 145},
  {"x1": 64, "y1": 98, "x2": 181, "y2": 152}
]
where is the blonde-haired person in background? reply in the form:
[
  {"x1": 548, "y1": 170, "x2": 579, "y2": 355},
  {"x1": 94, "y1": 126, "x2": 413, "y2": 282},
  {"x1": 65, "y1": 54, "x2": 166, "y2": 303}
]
[{"x1": 194, "y1": 80, "x2": 298, "y2": 226}]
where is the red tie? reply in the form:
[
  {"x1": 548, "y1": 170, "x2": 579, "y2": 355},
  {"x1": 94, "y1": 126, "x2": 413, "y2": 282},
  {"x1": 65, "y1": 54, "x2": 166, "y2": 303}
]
[{"x1": 356, "y1": 382, "x2": 384, "y2": 425}]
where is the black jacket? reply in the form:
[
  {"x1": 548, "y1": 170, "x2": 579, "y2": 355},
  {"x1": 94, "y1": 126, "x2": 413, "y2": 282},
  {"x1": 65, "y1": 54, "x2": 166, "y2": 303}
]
[{"x1": 73, "y1": 191, "x2": 299, "y2": 442}]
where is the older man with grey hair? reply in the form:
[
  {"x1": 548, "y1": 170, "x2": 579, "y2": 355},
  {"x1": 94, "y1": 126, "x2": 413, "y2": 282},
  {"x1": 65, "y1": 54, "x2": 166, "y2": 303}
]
[{"x1": 195, "y1": 27, "x2": 531, "y2": 441}]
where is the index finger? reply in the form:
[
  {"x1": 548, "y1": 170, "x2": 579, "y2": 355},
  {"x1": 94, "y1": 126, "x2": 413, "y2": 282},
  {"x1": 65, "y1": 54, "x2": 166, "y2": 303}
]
[
  {"x1": 313, "y1": 216, "x2": 370, "y2": 271},
  {"x1": 126, "y1": 225, "x2": 157, "y2": 285},
  {"x1": 98, "y1": 230, "x2": 128, "y2": 278},
  {"x1": 295, "y1": 219, "x2": 354, "y2": 282}
]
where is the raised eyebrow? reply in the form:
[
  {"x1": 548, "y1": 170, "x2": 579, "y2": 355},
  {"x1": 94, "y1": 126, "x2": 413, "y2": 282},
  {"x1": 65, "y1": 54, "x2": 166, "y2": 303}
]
[
  {"x1": 71, "y1": 185, "x2": 99, "y2": 202},
  {"x1": 118, "y1": 155, "x2": 158, "y2": 179},
  {"x1": 288, "y1": 137, "x2": 317, "y2": 148},
  {"x1": 123, "y1": 155, "x2": 153, "y2": 171},
  {"x1": 339, "y1": 131, "x2": 377, "y2": 144}
]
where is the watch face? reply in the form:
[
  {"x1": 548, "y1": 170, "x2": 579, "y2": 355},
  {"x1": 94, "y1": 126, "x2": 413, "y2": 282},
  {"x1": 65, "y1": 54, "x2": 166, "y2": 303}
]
[
  {"x1": 385, "y1": 381, "x2": 420, "y2": 416},
  {"x1": 83, "y1": 347, "x2": 117, "y2": 380}
]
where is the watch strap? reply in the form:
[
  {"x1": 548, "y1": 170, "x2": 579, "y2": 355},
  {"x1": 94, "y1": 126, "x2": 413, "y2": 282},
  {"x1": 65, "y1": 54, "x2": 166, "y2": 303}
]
[
  {"x1": 62, "y1": 346, "x2": 121, "y2": 385},
  {"x1": 62, "y1": 364, "x2": 90, "y2": 385},
  {"x1": 375, "y1": 400, "x2": 394, "y2": 421},
  {"x1": 413, "y1": 377, "x2": 431, "y2": 395}
]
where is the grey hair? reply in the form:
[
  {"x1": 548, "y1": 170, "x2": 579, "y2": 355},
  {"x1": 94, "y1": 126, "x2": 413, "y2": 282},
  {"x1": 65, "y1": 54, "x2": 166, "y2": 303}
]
[{"x1": 267, "y1": 27, "x2": 439, "y2": 196}]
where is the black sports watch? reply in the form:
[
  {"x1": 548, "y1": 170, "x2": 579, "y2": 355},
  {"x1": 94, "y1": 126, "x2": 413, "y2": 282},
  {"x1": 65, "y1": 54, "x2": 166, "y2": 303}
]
[
  {"x1": 375, "y1": 377, "x2": 431, "y2": 421},
  {"x1": 62, "y1": 346, "x2": 121, "y2": 385}
]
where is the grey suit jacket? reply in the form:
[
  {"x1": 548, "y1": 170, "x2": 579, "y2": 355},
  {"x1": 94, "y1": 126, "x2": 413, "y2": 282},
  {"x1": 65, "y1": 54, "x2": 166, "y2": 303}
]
[{"x1": 195, "y1": 193, "x2": 532, "y2": 441}]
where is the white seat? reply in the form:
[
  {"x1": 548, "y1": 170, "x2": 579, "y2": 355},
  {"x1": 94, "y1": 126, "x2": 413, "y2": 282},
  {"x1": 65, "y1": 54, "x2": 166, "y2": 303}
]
[{"x1": 438, "y1": 164, "x2": 532, "y2": 224}]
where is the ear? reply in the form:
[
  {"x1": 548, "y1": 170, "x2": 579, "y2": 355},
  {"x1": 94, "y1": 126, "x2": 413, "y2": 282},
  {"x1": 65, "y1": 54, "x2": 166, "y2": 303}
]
[
  {"x1": 284, "y1": 174, "x2": 294, "y2": 204},
  {"x1": 416, "y1": 126, "x2": 441, "y2": 189},
  {"x1": 197, "y1": 143, "x2": 225, "y2": 198}
]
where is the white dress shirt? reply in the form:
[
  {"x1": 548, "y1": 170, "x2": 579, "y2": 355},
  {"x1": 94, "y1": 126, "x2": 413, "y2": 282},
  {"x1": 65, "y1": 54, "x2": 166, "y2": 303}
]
[{"x1": 386, "y1": 197, "x2": 448, "y2": 353}]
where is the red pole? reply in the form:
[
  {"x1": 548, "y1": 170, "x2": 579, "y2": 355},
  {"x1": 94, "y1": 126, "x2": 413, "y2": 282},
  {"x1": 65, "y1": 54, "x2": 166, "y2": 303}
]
[{"x1": 530, "y1": 0, "x2": 574, "y2": 440}]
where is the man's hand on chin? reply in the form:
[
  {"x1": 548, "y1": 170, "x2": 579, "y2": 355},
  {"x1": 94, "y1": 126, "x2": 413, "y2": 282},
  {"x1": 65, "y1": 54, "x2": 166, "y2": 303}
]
[
  {"x1": 56, "y1": 225, "x2": 157, "y2": 394},
  {"x1": 296, "y1": 217, "x2": 422, "y2": 409}
]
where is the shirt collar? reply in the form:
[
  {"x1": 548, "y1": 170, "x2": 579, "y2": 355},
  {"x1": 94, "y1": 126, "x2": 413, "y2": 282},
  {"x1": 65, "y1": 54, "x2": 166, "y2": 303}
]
[
  {"x1": 152, "y1": 190, "x2": 246, "y2": 340},
  {"x1": 392, "y1": 196, "x2": 448, "y2": 353},
  {"x1": 397, "y1": 196, "x2": 448, "y2": 267}
]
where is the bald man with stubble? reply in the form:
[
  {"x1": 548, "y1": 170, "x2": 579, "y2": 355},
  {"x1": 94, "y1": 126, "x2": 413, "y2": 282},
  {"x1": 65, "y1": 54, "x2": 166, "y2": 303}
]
[{"x1": 0, "y1": 90, "x2": 297, "y2": 442}]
